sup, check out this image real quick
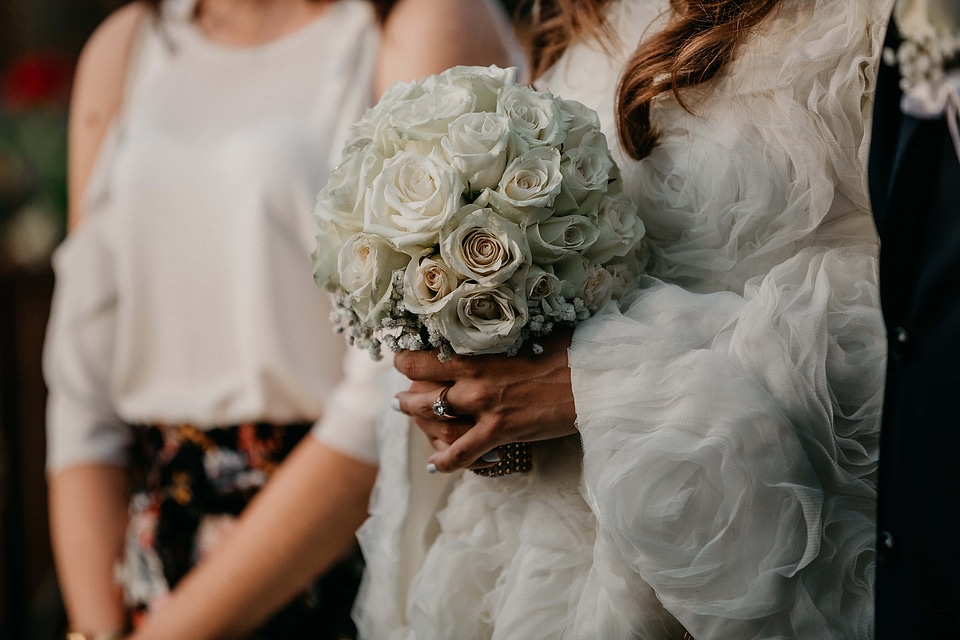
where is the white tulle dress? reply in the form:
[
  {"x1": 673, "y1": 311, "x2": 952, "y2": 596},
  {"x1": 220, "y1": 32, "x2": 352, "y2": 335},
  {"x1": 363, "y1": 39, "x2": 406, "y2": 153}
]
[{"x1": 354, "y1": 0, "x2": 891, "y2": 638}]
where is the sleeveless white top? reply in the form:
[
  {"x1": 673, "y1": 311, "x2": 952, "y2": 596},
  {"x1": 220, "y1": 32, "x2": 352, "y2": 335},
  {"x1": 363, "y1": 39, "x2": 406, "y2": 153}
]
[
  {"x1": 355, "y1": 1, "x2": 890, "y2": 638},
  {"x1": 44, "y1": 0, "x2": 386, "y2": 471}
]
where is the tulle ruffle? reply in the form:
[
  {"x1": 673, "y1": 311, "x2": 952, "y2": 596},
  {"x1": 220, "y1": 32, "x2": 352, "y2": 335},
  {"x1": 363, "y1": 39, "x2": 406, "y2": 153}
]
[{"x1": 571, "y1": 246, "x2": 884, "y2": 639}]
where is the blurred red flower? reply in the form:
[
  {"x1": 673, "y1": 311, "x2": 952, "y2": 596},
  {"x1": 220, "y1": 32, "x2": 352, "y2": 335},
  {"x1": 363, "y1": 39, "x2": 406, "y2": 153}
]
[{"x1": 2, "y1": 52, "x2": 72, "y2": 111}]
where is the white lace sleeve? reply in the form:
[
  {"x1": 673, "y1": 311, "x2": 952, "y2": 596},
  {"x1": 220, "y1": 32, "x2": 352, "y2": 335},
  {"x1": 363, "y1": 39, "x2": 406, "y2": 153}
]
[{"x1": 567, "y1": 0, "x2": 891, "y2": 637}]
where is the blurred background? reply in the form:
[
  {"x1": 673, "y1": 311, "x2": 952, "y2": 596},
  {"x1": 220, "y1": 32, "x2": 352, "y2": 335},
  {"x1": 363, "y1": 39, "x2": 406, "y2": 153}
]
[
  {"x1": 2, "y1": 3, "x2": 127, "y2": 638},
  {"x1": 0, "y1": 1, "x2": 525, "y2": 639}
]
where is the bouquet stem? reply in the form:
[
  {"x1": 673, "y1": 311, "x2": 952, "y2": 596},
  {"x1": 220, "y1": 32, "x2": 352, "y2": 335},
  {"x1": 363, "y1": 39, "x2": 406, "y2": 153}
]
[{"x1": 473, "y1": 442, "x2": 533, "y2": 477}]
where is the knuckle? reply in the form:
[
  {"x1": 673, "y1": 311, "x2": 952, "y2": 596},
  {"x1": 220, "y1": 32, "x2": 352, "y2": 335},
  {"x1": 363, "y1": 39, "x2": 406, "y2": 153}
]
[
  {"x1": 462, "y1": 385, "x2": 490, "y2": 408},
  {"x1": 438, "y1": 425, "x2": 458, "y2": 442},
  {"x1": 450, "y1": 448, "x2": 472, "y2": 466},
  {"x1": 394, "y1": 350, "x2": 416, "y2": 378}
]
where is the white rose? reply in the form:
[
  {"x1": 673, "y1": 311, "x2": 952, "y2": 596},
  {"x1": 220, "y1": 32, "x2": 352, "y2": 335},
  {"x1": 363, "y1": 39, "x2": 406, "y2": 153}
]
[
  {"x1": 365, "y1": 149, "x2": 466, "y2": 251},
  {"x1": 896, "y1": 0, "x2": 960, "y2": 42},
  {"x1": 555, "y1": 130, "x2": 614, "y2": 214},
  {"x1": 584, "y1": 192, "x2": 646, "y2": 264},
  {"x1": 381, "y1": 84, "x2": 477, "y2": 156},
  {"x1": 425, "y1": 65, "x2": 517, "y2": 112},
  {"x1": 579, "y1": 264, "x2": 615, "y2": 311},
  {"x1": 442, "y1": 112, "x2": 512, "y2": 192},
  {"x1": 314, "y1": 137, "x2": 379, "y2": 229},
  {"x1": 473, "y1": 188, "x2": 550, "y2": 226},
  {"x1": 556, "y1": 98, "x2": 602, "y2": 149},
  {"x1": 497, "y1": 146, "x2": 563, "y2": 212},
  {"x1": 605, "y1": 261, "x2": 643, "y2": 300},
  {"x1": 338, "y1": 232, "x2": 410, "y2": 325},
  {"x1": 312, "y1": 218, "x2": 350, "y2": 290},
  {"x1": 606, "y1": 248, "x2": 649, "y2": 287},
  {"x1": 524, "y1": 264, "x2": 564, "y2": 318},
  {"x1": 351, "y1": 79, "x2": 425, "y2": 141},
  {"x1": 439, "y1": 205, "x2": 530, "y2": 285},
  {"x1": 497, "y1": 84, "x2": 569, "y2": 152},
  {"x1": 552, "y1": 252, "x2": 588, "y2": 299},
  {"x1": 432, "y1": 282, "x2": 528, "y2": 355},
  {"x1": 403, "y1": 254, "x2": 462, "y2": 315},
  {"x1": 527, "y1": 214, "x2": 600, "y2": 264}
]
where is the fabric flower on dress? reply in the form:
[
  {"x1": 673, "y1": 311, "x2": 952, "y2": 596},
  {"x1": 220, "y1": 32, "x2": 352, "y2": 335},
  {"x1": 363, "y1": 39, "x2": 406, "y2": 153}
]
[{"x1": 884, "y1": 0, "x2": 960, "y2": 159}]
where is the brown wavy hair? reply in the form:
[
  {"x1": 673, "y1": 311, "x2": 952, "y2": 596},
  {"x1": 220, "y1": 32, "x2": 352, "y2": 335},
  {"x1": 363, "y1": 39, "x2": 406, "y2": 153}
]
[
  {"x1": 143, "y1": 0, "x2": 399, "y2": 23},
  {"x1": 517, "y1": 0, "x2": 781, "y2": 159}
]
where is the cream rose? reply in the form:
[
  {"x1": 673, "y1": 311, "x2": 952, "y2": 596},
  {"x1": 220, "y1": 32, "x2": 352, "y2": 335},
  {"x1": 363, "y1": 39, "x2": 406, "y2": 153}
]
[
  {"x1": 431, "y1": 282, "x2": 528, "y2": 355},
  {"x1": 315, "y1": 137, "x2": 380, "y2": 229},
  {"x1": 472, "y1": 188, "x2": 550, "y2": 226},
  {"x1": 365, "y1": 149, "x2": 466, "y2": 251},
  {"x1": 527, "y1": 213, "x2": 600, "y2": 264},
  {"x1": 496, "y1": 146, "x2": 563, "y2": 212},
  {"x1": 555, "y1": 130, "x2": 614, "y2": 214},
  {"x1": 579, "y1": 264, "x2": 615, "y2": 311},
  {"x1": 425, "y1": 65, "x2": 517, "y2": 112},
  {"x1": 381, "y1": 83, "x2": 477, "y2": 156},
  {"x1": 403, "y1": 254, "x2": 461, "y2": 315},
  {"x1": 442, "y1": 112, "x2": 512, "y2": 192},
  {"x1": 348, "y1": 79, "x2": 425, "y2": 141},
  {"x1": 439, "y1": 205, "x2": 529, "y2": 285},
  {"x1": 497, "y1": 84, "x2": 568, "y2": 152},
  {"x1": 584, "y1": 191, "x2": 646, "y2": 264},
  {"x1": 552, "y1": 252, "x2": 588, "y2": 299},
  {"x1": 556, "y1": 98, "x2": 602, "y2": 149},
  {"x1": 338, "y1": 232, "x2": 409, "y2": 325},
  {"x1": 312, "y1": 218, "x2": 350, "y2": 290},
  {"x1": 524, "y1": 264, "x2": 564, "y2": 317}
]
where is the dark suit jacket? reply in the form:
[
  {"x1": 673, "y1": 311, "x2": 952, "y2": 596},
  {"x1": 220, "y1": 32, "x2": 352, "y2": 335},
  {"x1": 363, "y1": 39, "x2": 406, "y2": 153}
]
[{"x1": 869, "y1": 19, "x2": 960, "y2": 639}]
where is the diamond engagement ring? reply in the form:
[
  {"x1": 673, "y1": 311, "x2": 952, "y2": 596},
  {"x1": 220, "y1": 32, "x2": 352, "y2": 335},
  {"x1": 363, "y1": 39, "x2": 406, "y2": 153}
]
[{"x1": 432, "y1": 386, "x2": 457, "y2": 419}]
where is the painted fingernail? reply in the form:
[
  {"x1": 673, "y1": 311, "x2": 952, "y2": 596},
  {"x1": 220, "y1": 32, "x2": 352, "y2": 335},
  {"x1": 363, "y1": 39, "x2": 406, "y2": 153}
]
[
  {"x1": 426, "y1": 463, "x2": 438, "y2": 474},
  {"x1": 481, "y1": 450, "x2": 501, "y2": 463},
  {"x1": 390, "y1": 397, "x2": 401, "y2": 412}
]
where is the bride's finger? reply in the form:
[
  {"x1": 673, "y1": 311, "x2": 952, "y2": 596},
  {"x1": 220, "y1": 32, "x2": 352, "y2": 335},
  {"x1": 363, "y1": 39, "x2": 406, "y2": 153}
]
[
  {"x1": 414, "y1": 417, "x2": 473, "y2": 446},
  {"x1": 395, "y1": 384, "x2": 469, "y2": 421},
  {"x1": 394, "y1": 349, "x2": 473, "y2": 382},
  {"x1": 425, "y1": 422, "x2": 503, "y2": 473}
]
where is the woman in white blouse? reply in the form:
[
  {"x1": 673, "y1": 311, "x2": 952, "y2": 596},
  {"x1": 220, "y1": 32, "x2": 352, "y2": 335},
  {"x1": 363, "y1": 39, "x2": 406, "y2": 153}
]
[
  {"x1": 89, "y1": 0, "x2": 886, "y2": 637},
  {"x1": 44, "y1": 0, "x2": 516, "y2": 637}
]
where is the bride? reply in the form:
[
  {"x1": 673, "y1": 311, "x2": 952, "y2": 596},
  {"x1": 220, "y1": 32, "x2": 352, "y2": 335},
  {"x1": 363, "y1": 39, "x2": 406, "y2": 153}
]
[{"x1": 378, "y1": 0, "x2": 891, "y2": 638}]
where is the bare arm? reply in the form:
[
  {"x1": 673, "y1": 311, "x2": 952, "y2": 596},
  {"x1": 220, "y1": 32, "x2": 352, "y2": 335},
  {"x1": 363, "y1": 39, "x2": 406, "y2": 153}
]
[
  {"x1": 49, "y1": 465, "x2": 131, "y2": 634},
  {"x1": 67, "y1": 2, "x2": 146, "y2": 231},
  {"x1": 47, "y1": 3, "x2": 148, "y2": 635},
  {"x1": 130, "y1": 440, "x2": 377, "y2": 640}
]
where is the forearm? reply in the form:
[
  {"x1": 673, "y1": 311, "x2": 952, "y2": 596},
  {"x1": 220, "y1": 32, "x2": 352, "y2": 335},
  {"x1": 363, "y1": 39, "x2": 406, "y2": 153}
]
[
  {"x1": 49, "y1": 464, "x2": 131, "y2": 634},
  {"x1": 130, "y1": 438, "x2": 377, "y2": 640}
]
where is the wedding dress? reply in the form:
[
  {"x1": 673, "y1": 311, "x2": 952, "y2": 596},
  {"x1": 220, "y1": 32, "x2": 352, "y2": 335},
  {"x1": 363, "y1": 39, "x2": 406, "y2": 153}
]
[{"x1": 354, "y1": 0, "x2": 891, "y2": 638}]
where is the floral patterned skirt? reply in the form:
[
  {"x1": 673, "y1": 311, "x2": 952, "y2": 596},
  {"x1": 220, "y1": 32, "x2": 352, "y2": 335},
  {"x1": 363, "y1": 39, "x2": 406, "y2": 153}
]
[{"x1": 117, "y1": 422, "x2": 362, "y2": 640}]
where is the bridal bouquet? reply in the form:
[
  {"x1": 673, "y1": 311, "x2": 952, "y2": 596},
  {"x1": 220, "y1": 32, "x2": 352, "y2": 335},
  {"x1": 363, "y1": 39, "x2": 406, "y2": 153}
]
[{"x1": 312, "y1": 65, "x2": 646, "y2": 361}]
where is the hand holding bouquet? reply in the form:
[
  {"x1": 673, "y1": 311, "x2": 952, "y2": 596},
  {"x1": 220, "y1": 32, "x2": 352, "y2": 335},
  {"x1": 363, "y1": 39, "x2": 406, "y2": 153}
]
[{"x1": 312, "y1": 66, "x2": 646, "y2": 362}]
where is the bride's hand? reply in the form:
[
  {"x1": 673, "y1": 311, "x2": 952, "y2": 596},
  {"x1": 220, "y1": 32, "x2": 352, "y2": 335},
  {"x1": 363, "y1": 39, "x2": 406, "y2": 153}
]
[
  {"x1": 393, "y1": 331, "x2": 578, "y2": 473},
  {"x1": 404, "y1": 380, "x2": 476, "y2": 454}
]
